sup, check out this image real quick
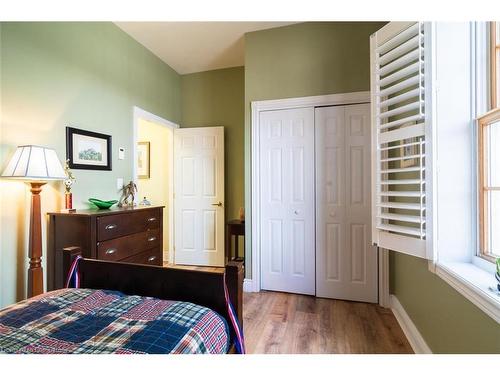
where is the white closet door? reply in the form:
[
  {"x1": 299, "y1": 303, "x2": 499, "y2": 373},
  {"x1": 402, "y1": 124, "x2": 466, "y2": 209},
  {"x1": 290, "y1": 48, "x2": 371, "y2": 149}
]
[
  {"x1": 260, "y1": 107, "x2": 316, "y2": 295},
  {"x1": 174, "y1": 126, "x2": 225, "y2": 267},
  {"x1": 315, "y1": 104, "x2": 377, "y2": 303}
]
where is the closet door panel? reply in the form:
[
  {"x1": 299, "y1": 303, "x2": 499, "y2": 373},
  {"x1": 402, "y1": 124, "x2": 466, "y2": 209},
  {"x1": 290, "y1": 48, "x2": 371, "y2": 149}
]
[
  {"x1": 316, "y1": 106, "x2": 347, "y2": 293},
  {"x1": 316, "y1": 104, "x2": 377, "y2": 303},
  {"x1": 260, "y1": 107, "x2": 315, "y2": 295}
]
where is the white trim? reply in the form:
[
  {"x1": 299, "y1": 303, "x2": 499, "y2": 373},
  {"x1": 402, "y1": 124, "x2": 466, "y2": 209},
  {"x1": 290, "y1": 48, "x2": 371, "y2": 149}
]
[
  {"x1": 243, "y1": 278, "x2": 254, "y2": 293},
  {"x1": 132, "y1": 106, "x2": 179, "y2": 264},
  {"x1": 252, "y1": 91, "x2": 371, "y2": 113},
  {"x1": 472, "y1": 255, "x2": 496, "y2": 274},
  {"x1": 390, "y1": 294, "x2": 432, "y2": 354},
  {"x1": 424, "y1": 22, "x2": 437, "y2": 261},
  {"x1": 434, "y1": 262, "x2": 500, "y2": 324},
  {"x1": 249, "y1": 92, "x2": 390, "y2": 301}
]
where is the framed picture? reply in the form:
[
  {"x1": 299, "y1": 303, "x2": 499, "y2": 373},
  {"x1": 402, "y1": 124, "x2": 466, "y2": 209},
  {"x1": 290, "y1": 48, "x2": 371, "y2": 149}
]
[
  {"x1": 137, "y1": 142, "x2": 150, "y2": 179},
  {"x1": 399, "y1": 137, "x2": 419, "y2": 168},
  {"x1": 66, "y1": 127, "x2": 112, "y2": 170}
]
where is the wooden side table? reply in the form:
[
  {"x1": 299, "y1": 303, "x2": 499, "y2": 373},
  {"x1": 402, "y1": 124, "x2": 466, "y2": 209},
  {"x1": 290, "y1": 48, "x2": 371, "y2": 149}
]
[{"x1": 226, "y1": 219, "x2": 245, "y2": 262}]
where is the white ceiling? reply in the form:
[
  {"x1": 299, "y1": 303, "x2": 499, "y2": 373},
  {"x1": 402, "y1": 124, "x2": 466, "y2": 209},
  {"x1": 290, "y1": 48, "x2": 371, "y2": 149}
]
[{"x1": 115, "y1": 22, "x2": 296, "y2": 75}]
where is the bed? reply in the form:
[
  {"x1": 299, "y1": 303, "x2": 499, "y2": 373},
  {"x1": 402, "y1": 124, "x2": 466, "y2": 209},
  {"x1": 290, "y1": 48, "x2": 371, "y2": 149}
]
[{"x1": 0, "y1": 247, "x2": 244, "y2": 354}]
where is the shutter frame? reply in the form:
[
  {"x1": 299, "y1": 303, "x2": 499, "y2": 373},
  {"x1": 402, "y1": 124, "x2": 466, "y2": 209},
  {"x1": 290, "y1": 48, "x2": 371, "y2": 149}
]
[{"x1": 370, "y1": 22, "x2": 434, "y2": 259}]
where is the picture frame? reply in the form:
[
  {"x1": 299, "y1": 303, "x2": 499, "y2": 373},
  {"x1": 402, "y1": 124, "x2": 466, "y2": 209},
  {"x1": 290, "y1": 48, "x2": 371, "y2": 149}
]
[
  {"x1": 399, "y1": 137, "x2": 419, "y2": 168},
  {"x1": 66, "y1": 127, "x2": 112, "y2": 171},
  {"x1": 137, "y1": 141, "x2": 150, "y2": 179}
]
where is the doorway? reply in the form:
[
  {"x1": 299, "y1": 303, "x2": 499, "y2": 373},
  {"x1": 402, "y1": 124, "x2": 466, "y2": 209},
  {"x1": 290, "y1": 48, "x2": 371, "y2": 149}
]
[
  {"x1": 251, "y1": 92, "x2": 379, "y2": 303},
  {"x1": 133, "y1": 107, "x2": 178, "y2": 264}
]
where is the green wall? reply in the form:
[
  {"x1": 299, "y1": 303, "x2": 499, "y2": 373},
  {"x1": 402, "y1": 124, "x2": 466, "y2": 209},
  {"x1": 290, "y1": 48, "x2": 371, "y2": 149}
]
[
  {"x1": 181, "y1": 67, "x2": 245, "y2": 222},
  {"x1": 0, "y1": 22, "x2": 181, "y2": 307},
  {"x1": 390, "y1": 252, "x2": 500, "y2": 353},
  {"x1": 243, "y1": 22, "x2": 386, "y2": 273}
]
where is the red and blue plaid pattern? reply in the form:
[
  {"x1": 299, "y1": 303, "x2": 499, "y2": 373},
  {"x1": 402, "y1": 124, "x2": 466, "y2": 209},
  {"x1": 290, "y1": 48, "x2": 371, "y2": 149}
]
[{"x1": 0, "y1": 289, "x2": 229, "y2": 354}]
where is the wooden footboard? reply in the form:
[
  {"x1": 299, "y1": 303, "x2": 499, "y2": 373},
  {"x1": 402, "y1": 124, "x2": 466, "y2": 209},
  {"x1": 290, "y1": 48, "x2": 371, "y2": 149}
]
[{"x1": 62, "y1": 246, "x2": 244, "y2": 351}]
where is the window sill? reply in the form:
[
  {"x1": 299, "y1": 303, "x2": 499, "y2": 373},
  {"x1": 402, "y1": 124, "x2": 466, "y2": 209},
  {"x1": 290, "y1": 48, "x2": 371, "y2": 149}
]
[{"x1": 433, "y1": 261, "x2": 500, "y2": 323}]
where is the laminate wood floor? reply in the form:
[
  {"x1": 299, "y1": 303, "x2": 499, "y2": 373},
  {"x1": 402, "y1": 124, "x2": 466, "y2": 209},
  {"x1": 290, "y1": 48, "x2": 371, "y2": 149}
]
[{"x1": 243, "y1": 290, "x2": 413, "y2": 354}]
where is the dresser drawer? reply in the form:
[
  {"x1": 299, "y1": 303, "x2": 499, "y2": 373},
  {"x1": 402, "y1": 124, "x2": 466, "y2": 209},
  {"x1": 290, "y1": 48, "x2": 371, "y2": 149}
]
[
  {"x1": 97, "y1": 209, "x2": 160, "y2": 241},
  {"x1": 97, "y1": 229, "x2": 160, "y2": 261},
  {"x1": 120, "y1": 247, "x2": 162, "y2": 266}
]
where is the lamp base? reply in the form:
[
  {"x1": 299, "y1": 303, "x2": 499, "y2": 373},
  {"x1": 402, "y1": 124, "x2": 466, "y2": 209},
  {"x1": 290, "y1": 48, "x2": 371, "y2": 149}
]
[{"x1": 28, "y1": 182, "x2": 46, "y2": 298}]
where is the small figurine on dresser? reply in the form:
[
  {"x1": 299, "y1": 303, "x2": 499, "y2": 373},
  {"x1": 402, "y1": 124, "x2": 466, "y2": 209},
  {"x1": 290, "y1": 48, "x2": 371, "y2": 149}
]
[
  {"x1": 62, "y1": 159, "x2": 76, "y2": 212},
  {"x1": 139, "y1": 196, "x2": 151, "y2": 206},
  {"x1": 119, "y1": 180, "x2": 138, "y2": 207}
]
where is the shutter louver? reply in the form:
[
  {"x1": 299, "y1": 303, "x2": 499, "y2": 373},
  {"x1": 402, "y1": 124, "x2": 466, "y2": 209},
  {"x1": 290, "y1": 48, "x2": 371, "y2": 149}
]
[{"x1": 370, "y1": 22, "x2": 432, "y2": 259}]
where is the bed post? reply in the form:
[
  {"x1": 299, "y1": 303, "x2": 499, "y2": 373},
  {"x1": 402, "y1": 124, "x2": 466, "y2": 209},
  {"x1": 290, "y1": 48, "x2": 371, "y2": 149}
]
[
  {"x1": 62, "y1": 246, "x2": 82, "y2": 287},
  {"x1": 225, "y1": 261, "x2": 244, "y2": 327}
]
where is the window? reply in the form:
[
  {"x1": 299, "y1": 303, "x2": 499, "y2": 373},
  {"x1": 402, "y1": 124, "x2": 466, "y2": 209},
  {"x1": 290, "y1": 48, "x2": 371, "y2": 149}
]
[
  {"x1": 478, "y1": 108, "x2": 500, "y2": 262},
  {"x1": 490, "y1": 22, "x2": 500, "y2": 109},
  {"x1": 476, "y1": 22, "x2": 500, "y2": 263},
  {"x1": 428, "y1": 22, "x2": 500, "y2": 324}
]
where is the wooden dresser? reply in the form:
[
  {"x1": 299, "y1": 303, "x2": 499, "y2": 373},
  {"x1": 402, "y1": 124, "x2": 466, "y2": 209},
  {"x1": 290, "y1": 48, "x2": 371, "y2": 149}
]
[{"x1": 47, "y1": 206, "x2": 164, "y2": 290}]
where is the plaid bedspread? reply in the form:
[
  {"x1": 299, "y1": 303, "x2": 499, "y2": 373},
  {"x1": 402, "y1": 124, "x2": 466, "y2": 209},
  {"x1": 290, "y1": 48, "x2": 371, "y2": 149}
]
[{"x1": 0, "y1": 288, "x2": 229, "y2": 354}]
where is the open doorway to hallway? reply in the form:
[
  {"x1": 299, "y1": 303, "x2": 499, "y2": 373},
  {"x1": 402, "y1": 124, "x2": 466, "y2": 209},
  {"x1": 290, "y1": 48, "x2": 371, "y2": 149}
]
[{"x1": 133, "y1": 107, "x2": 178, "y2": 263}]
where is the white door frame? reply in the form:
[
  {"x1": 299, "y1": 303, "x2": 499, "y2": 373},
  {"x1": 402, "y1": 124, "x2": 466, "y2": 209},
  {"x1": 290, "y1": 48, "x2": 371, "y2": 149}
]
[
  {"x1": 250, "y1": 91, "x2": 390, "y2": 306},
  {"x1": 133, "y1": 106, "x2": 179, "y2": 264}
]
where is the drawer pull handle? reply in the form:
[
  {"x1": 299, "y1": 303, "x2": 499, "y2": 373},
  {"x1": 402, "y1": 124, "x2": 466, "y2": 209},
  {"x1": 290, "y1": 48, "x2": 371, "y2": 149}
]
[
  {"x1": 148, "y1": 236, "x2": 157, "y2": 242},
  {"x1": 147, "y1": 217, "x2": 157, "y2": 222},
  {"x1": 147, "y1": 256, "x2": 157, "y2": 262},
  {"x1": 105, "y1": 248, "x2": 117, "y2": 255},
  {"x1": 105, "y1": 224, "x2": 117, "y2": 230}
]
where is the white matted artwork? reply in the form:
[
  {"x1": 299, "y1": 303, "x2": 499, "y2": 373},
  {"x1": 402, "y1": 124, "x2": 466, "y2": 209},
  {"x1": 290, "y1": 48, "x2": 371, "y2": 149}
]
[
  {"x1": 137, "y1": 142, "x2": 150, "y2": 179},
  {"x1": 66, "y1": 126, "x2": 112, "y2": 170}
]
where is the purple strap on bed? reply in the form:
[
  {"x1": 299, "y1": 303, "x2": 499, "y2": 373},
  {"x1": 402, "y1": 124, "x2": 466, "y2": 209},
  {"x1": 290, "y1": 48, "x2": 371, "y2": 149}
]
[
  {"x1": 223, "y1": 274, "x2": 245, "y2": 354},
  {"x1": 64, "y1": 255, "x2": 82, "y2": 288}
]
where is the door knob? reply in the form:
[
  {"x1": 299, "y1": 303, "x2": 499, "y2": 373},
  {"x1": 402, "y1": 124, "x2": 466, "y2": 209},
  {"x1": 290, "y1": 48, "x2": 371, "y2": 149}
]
[
  {"x1": 211, "y1": 201, "x2": 223, "y2": 207},
  {"x1": 294, "y1": 210, "x2": 299, "y2": 215}
]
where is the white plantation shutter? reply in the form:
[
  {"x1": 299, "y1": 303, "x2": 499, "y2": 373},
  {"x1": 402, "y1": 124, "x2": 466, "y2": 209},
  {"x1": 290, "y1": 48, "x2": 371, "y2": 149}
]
[{"x1": 370, "y1": 22, "x2": 433, "y2": 259}]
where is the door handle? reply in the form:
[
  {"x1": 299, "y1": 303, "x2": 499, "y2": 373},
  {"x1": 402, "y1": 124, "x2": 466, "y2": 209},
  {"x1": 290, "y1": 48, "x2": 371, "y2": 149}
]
[
  {"x1": 211, "y1": 201, "x2": 223, "y2": 207},
  {"x1": 147, "y1": 256, "x2": 157, "y2": 262},
  {"x1": 105, "y1": 248, "x2": 117, "y2": 255},
  {"x1": 147, "y1": 236, "x2": 157, "y2": 242},
  {"x1": 147, "y1": 217, "x2": 157, "y2": 222},
  {"x1": 105, "y1": 224, "x2": 117, "y2": 230}
]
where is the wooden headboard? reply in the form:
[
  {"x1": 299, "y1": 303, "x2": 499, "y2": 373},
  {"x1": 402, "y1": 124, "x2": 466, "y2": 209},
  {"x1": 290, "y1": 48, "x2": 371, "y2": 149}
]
[{"x1": 62, "y1": 247, "x2": 243, "y2": 349}]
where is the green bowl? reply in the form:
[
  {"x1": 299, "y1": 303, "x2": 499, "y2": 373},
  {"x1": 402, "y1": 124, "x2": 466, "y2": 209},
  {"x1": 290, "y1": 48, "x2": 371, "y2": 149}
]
[{"x1": 88, "y1": 198, "x2": 118, "y2": 209}]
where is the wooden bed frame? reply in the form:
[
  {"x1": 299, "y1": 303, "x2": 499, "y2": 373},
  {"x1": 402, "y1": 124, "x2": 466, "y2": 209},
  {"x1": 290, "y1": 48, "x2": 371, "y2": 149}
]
[{"x1": 62, "y1": 247, "x2": 244, "y2": 353}]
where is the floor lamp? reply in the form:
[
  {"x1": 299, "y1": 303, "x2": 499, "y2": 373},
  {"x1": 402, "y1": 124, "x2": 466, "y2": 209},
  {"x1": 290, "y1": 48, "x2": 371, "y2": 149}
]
[{"x1": 1, "y1": 145, "x2": 66, "y2": 298}]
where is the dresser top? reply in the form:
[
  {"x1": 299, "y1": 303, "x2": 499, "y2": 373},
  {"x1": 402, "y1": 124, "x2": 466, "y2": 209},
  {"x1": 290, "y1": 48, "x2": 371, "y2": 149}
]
[{"x1": 47, "y1": 205, "x2": 164, "y2": 217}]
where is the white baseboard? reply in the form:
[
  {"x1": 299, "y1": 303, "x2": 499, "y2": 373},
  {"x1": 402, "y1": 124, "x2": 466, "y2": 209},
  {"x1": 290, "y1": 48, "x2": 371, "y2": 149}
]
[
  {"x1": 390, "y1": 294, "x2": 432, "y2": 354},
  {"x1": 243, "y1": 278, "x2": 255, "y2": 293}
]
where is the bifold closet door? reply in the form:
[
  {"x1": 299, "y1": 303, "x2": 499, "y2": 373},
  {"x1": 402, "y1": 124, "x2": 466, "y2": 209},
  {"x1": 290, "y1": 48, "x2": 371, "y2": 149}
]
[
  {"x1": 260, "y1": 107, "x2": 316, "y2": 295},
  {"x1": 315, "y1": 104, "x2": 377, "y2": 303}
]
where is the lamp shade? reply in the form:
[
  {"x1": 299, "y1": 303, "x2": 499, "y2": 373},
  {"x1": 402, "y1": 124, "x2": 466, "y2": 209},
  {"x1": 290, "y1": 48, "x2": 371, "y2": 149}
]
[{"x1": 1, "y1": 145, "x2": 66, "y2": 181}]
